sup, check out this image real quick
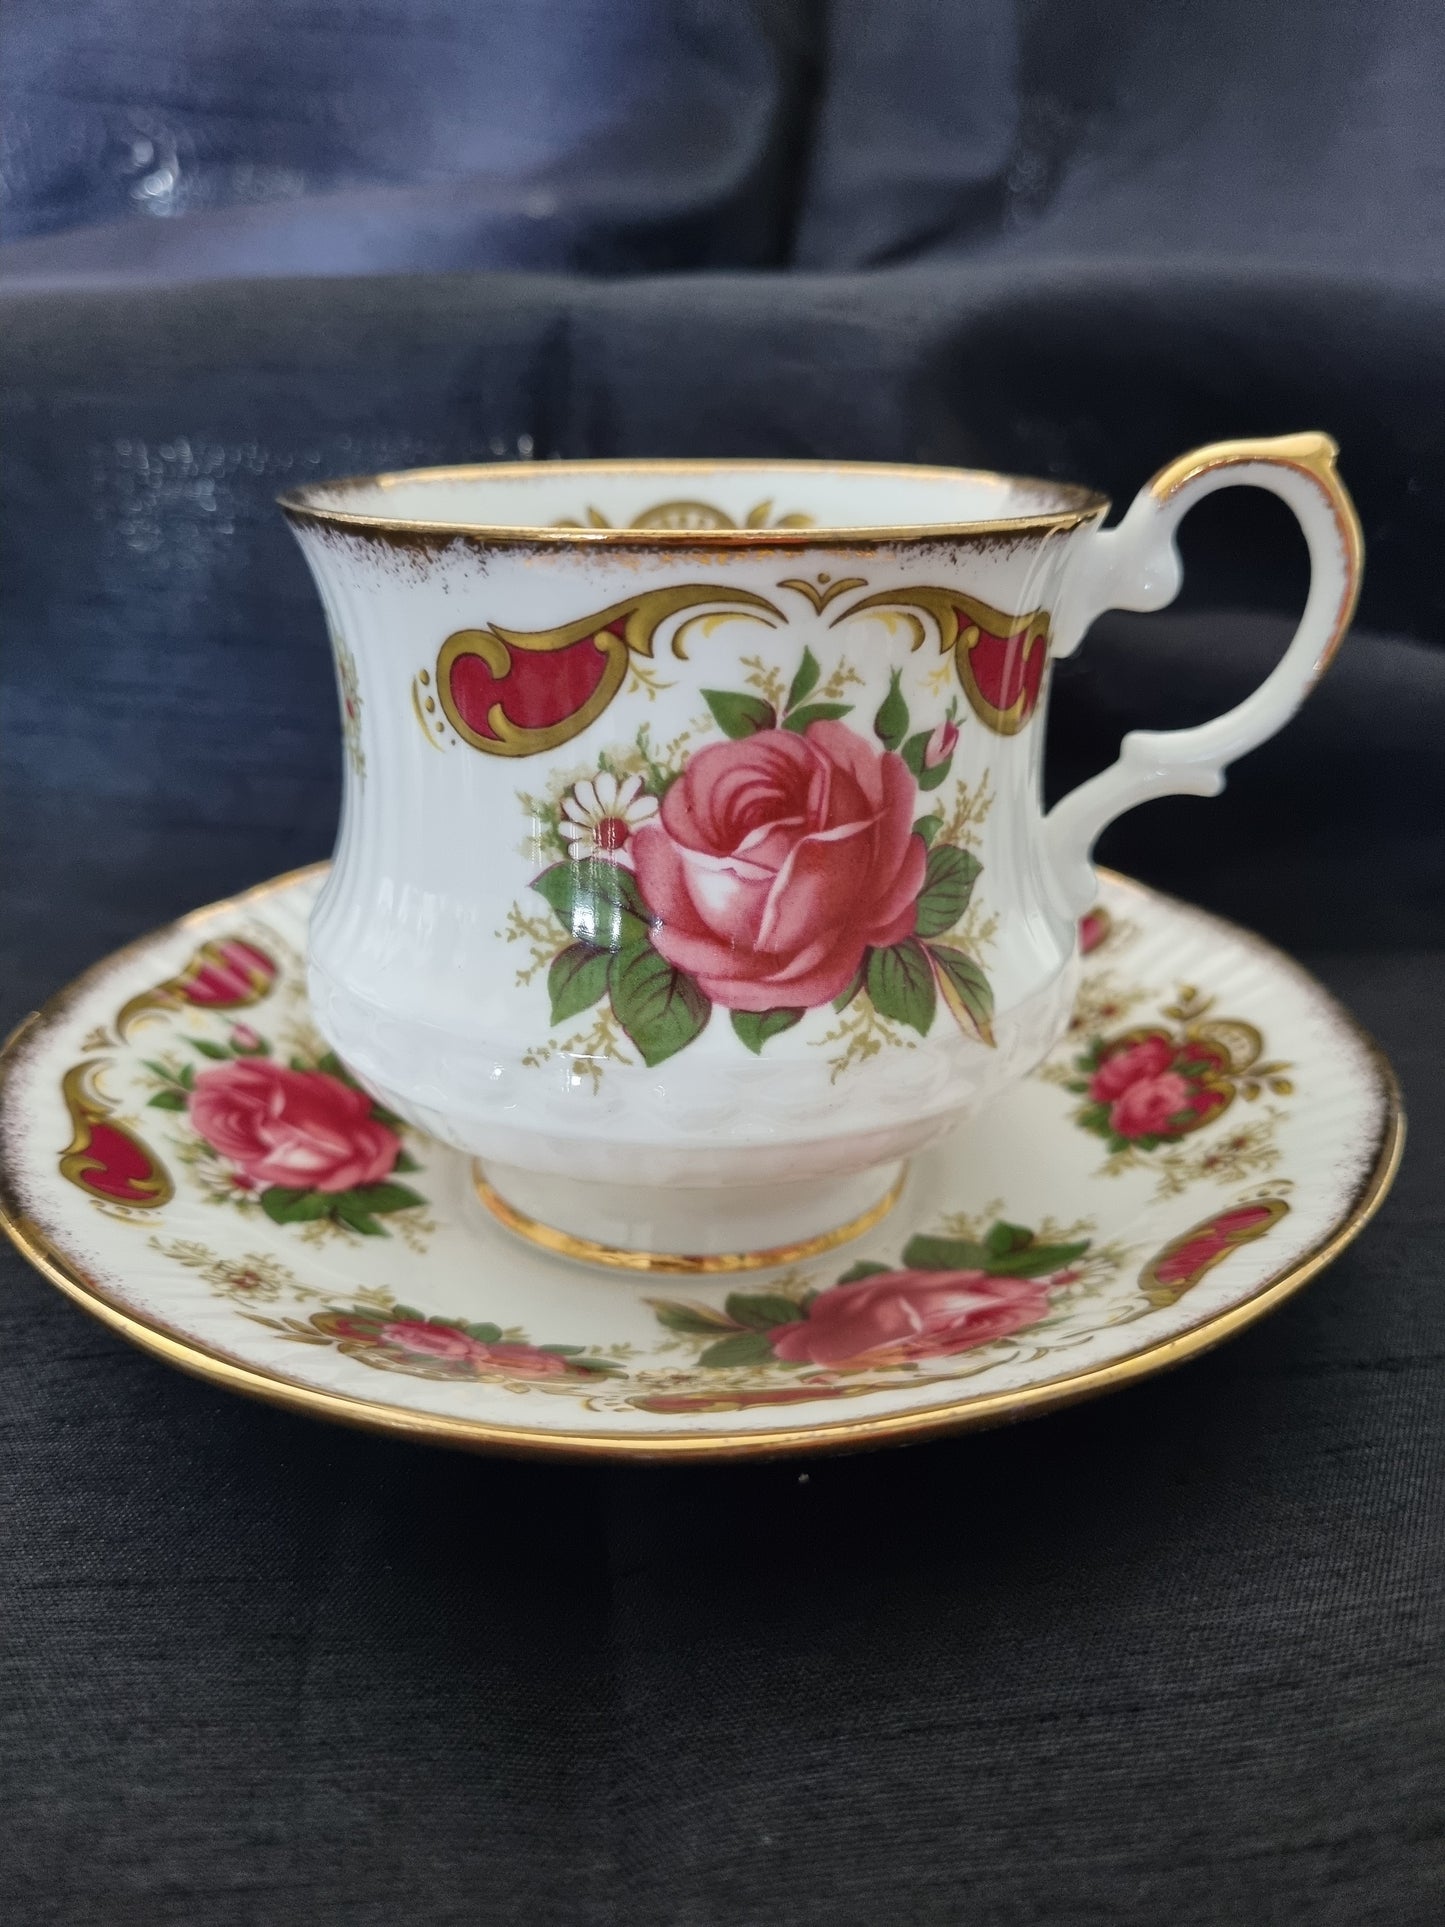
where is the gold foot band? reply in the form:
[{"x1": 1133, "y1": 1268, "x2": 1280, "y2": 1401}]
[{"x1": 473, "y1": 1168, "x2": 907, "y2": 1275}]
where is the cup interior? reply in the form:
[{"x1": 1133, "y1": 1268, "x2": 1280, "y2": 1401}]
[{"x1": 281, "y1": 460, "x2": 1106, "y2": 537}]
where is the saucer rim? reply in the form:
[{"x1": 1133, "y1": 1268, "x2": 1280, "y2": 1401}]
[{"x1": 0, "y1": 867, "x2": 1406, "y2": 1462}]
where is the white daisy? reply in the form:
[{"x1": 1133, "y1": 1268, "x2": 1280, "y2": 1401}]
[{"x1": 559, "y1": 771, "x2": 660, "y2": 868}]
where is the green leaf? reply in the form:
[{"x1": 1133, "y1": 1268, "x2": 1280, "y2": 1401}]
[
  {"x1": 917, "y1": 757, "x2": 952, "y2": 792},
  {"x1": 902, "y1": 1233, "x2": 993, "y2": 1271},
  {"x1": 259, "y1": 1186, "x2": 333, "y2": 1225},
  {"x1": 985, "y1": 1221, "x2": 1034, "y2": 1257},
  {"x1": 929, "y1": 943, "x2": 996, "y2": 1047},
  {"x1": 147, "y1": 1090, "x2": 188, "y2": 1110},
  {"x1": 702, "y1": 688, "x2": 775, "y2": 739},
  {"x1": 178, "y1": 1063, "x2": 196, "y2": 1089},
  {"x1": 874, "y1": 670, "x2": 909, "y2": 751},
  {"x1": 333, "y1": 1198, "x2": 387, "y2": 1236},
  {"x1": 532, "y1": 860, "x2": 651, "y2": 952},
  {"x1": 914, "y1": 845, "x2": 982, "y2": 938},
  {"x1": 142, "y1": 1059, "x2": 176, "y2": 1083},
  {"x1": 187, "y1": 1037, "x2": 230, "y2": 1061},
  {"x1": 836, "y1": 1260, "x2": 894, "y2": 1284},
  {"x1": 730, "y1": 1007, "x2": 804, "y2": 1054},
  {"x1": 548, "y1": 942, "x2": 612, "y2": 1026},
  {"x1": 900, "y1": 1230, "x2": 1089, "y2": 1278},
  {"x1": 344, "y1": 1180, "x2": 425, "y2": 1215},
  {"x1": 785, "y1": 647, "x2": 821, "y2": 714},
  {"x1": 316, "y1": 1051, "x2": 350, "y2": 1080},
  {"x1": 783, "y1": 702, "x2": 853, "y2": 734},
  {"x1": 698, "y1": 1330, "x2": 778, "y2": 1369},
  {"x1": 833, "y1": 964, "x2": 866, "y2": 1012},
  {"x1": 464, "y1": 1322, "x2": 504, "y2": 1343},
  {"x1": 393, "y1": 1149, "x2": 421, "y2": 1173},
  {"x1": 724, "y1": 1292, "x2": 801, "y2": 1331},
  {"x1": 566, "y1": 1356, "x2": 619, "y2": 1377},
  {"x1": 984, "y1": 1240, "x2": 1091, "y2": 1278},
  {"x1": 913, "y1": 814, "x2": 943, "y2": 847},
  {"x1": 610, "y1": 945, "x2": 710, "y2": 1066},
  {"x1": 866, "y1": 938, "x2": 936, "y2": 1035},
  {"x1": 651, "y1": 1300, "x2": 741, "y2": 1334}
]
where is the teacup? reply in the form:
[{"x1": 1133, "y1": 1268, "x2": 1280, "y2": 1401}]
[{"x1": 280, "y1": 440, "x2": 1361, "y2": 1269}]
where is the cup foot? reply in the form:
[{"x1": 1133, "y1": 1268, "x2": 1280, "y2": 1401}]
[{"x1": 473, "y1": 1161, "x2": 907, "y2": 1275}]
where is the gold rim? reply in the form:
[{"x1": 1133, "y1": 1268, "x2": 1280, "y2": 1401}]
[
  {"x1": 0, "y1": 867, "x2": 1405, "y2": 1462},
  {"x1": 474, "y1": 1166, "x2": 907, "y2": 1275},
  {"x1": 278, "y1": 456, "x2": 1110, "y2": 548}
]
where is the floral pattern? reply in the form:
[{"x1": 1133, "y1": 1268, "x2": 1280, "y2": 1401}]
[
  {"x1": 40, "y1": 888, "x2": 1324, "y2": 1422},
  {"x1": 511, "y1": 648, "x2": 996, "y2": 1071},
  {"x1": 559, "y1": 770, "x2": 658, "y2": 866},
  {"x1": 648, "y1": 1219, "x2": 1091, "y2": 1377},
  {"x1": 262, "y1": 1299, "x2": 619, "y2": 1385},
  {"x1": 143, "y1": 1024, "x2": 429, "y2": 1239},
  {"x1": 1043, "y1": 984, "x2": 1294, "y2": 1198}
]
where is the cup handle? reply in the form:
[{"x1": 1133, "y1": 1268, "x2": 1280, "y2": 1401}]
[{"x1": 1044, "y1": 432, "x2": 1364, "y2": 915}]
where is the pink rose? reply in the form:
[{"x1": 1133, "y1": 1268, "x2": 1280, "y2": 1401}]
[
  {"x1": 1109, "y1": 1071, "x2": 1194, "y2": 1139},
  {"x1": 1088, "y1": 1035, "x2": 1176, "y2": 1102},
  {"x1": 379, "y1": 1320, "x2": 483, "y2": 1359},
  {"x1": 923, "y1": 718, "x2": 959, "y2": 768},
  {"x1": 480, "y1": 1342, "x2": 575, "y2": 1378},
  {"x1": 632, "y1": 721, "x2": 927, "y2": 1011},
  {"x1": 378, "y1": 1321, "x2": 572, "y2": 1376},
  {"x1": 770, "y1": 1268, "x2": 1052, "y2": 1369},
  {"x1": 189, "y1": 1057, "x2": 399, "y2": 1193}
]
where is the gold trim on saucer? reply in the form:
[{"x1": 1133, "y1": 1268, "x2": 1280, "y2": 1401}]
[
  {"x1": 0, "y1": 866, "x2": 1405, "y2": 1463},
  {"x1": 473, "y1": 1167, "x2": 907, "y2": 1275}
]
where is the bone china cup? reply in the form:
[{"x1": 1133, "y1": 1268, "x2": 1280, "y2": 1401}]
[{"x1": 279, "y1": 441, "x2": 1361, "y2": 1269}]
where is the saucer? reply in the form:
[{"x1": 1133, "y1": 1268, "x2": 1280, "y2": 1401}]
[{"x1": 0, "y1": 867, "x2": 1401, "y2": 1460}]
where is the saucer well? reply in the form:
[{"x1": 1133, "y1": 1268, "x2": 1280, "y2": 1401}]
[{"x1": 0, "y1": 867, "x2": 1401, "y2": 1460}]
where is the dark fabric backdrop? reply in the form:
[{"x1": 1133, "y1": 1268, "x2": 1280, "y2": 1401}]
[{"x1": 2, "y1": 3, "x2": 1442, "y2": 1923}]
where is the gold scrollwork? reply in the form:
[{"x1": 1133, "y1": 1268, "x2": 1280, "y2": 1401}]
[
  {"x1": 59, "y1": 1061, "x2": 174, "y2": 1211},
  {"x1": 436, "y1": 585, "x2": 782, "y2": 757},
  {"x1": 1138, "y1": 1197, "x2": 1291, "y2": 1308},
  {"x1": 555, "y1": 498, "x2": 814, "y2": 532},
  {"x1": 832, "y1": 586, "x2": 1051, "y2": 735},
  {"x1": 115, "y1": 938, "x2": 278, "y2": 1039}
]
